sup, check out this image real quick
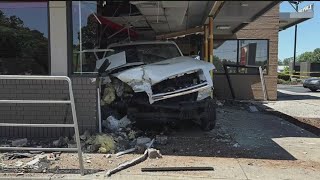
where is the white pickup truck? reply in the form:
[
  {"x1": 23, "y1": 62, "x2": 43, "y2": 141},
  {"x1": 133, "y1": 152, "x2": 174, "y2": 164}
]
[{"x1": 96, "y1": 41, "x2": 217, "y2": 131}]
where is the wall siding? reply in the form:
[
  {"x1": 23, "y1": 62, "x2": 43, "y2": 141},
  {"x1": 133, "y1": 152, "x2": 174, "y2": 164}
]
[
  {"x1": 214, "y1": 4, "x2": 279, "y2": 100},
  {"x1": 0, "y1": 77, "x2": 97, "y2": 138}
]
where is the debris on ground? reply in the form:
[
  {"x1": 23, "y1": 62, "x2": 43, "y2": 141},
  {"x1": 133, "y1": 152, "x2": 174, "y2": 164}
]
[
  {"x1": 136, "y1": 137, "x2": 151, "y2": 146},
  {"x1": 155, "y1": 135, "x2": 168, "y2": 145},
  {"x1": 147, "y1": 148, "x2": 162, "y2": 159},
  {"x1": 115, "y1": 147, "x2": 136, "y2": 157},
  {"x1": 11, "y1": 138, "x2": 28, "y2": 147},
  {"x1": 105, "y1": 139, "x2": 155, "y2": 177},
  {"x1": 118, "y1": 115, "x2": 131, "y2": 128},
  {"x1": 248, "y1": 106, "x2": 259, "y2": 112},
  {"x1": 104, "y1": 154, "x2": 112, "y2": 158},
  {"x1": 101, "y1": 84, "x2": 116, "y2": 105},
  {"x1": 93, "y1": 134, "x2": 116, "y2": 154},
  {"x1": 104, "y1": 116, "x2": 120, "y2": 132},
  {"x1": 25, "y1": 154, "x2": 50, "y2": 172},
  {"x1": 2, "y1": 153, "x2": 35, "y2": 160},
  {"x1": 233, "y1": 143, "x2": 240, "y2": 148}
]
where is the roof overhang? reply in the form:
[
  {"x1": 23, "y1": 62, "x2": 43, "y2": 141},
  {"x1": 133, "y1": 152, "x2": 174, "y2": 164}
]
[{"x1": 279, "y1": 11, "x2": 314, "y2": 31}]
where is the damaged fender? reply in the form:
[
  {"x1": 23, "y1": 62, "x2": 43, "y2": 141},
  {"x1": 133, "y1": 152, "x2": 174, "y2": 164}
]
[{"x1": 112, "y1": 57, "x2": 215, "y2": 104}]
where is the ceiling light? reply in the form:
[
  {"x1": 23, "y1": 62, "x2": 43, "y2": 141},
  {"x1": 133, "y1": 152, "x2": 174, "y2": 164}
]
[
  {"x1": 240, "y1": 3, "x2": 249, "y2": 7},
  {"x1": 216, "y1": 25, "x2": 231, "y2": 30}
]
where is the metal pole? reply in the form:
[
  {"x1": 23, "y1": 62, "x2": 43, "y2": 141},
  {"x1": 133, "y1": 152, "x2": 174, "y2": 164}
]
[
  {"x1": 79, "y1": 1, "x2": 83, "y2": 74},
  {"x1": 67, "y1": 77, "x2": 85, "y2": 176},
  {"x1": 293, "y1": 2, "x2": 299, "y2": 71}
]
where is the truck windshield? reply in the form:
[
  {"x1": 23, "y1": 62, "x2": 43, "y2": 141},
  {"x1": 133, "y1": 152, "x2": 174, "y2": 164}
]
[{"x1": 107, "y1": 43, "x2": 182, "y2": 64}]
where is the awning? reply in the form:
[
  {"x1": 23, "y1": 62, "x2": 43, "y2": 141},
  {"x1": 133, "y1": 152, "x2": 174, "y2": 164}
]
[{"x1": 279, "y1": 11, "x2": 314, "y2": 31}]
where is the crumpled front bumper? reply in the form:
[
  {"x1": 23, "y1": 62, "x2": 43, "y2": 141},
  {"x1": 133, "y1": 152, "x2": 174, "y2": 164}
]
[{"x1": 127, "y1": 97, "x2": 215, "y2": 122}]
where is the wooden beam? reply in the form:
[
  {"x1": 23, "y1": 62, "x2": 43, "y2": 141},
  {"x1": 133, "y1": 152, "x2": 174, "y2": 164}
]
[
  {"x1": 156, "y1": 26, "x2": 203, "y2": 40},
  {"x1": 204, "y1": 25, "x2": 209, "y2": 62},
  {"x1": 204, "y1": 1, "x2": 225, "y2": 24}
]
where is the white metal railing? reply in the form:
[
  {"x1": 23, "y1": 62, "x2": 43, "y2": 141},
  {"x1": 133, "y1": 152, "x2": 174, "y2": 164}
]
[{"x1": 0, "y1": 75, "x2": 85, "y2": 175}]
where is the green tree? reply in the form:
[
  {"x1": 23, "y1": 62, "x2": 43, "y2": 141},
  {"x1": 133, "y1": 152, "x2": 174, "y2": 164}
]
[
  {"x1": 0, "y1": 10, "x2": 48, "y2": 74},
  {"x1": 283, "y1": 57, "x2": 292, "y2": 66},
  {"x1": 298, "y1": 51, "x2": 313, "y2": 62}
]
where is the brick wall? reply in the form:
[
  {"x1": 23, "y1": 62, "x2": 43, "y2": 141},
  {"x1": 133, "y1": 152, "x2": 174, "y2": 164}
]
[
  {"x1": 0, "y1": 77, "x2": 97, "y2": 138},
  {"x1": 214, "y1": 4, "x2": 279, "y2": 100}
]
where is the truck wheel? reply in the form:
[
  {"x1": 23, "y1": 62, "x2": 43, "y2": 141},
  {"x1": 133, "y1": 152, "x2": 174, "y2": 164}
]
[
  {"x1": 310, "y1": 88, "x2": 318, "y2": 92},
  {"x1": 200, "y1": 100, "x2": 216, "y2": 131}
]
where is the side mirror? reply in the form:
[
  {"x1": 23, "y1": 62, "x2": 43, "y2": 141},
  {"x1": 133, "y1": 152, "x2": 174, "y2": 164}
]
[{"x1": 98, "y1": 59, "x2": 111, "y2": 76}]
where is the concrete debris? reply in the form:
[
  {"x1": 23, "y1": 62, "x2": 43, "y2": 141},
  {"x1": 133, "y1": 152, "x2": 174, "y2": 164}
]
[
  {"x1": 0, "y1": 163, "x2": 7, "y2": 168},
  {"x1": 147, "y1": 148, "x2": 162, "y2": 159},
  {"x1": 3, "y1": 153, "x2": 35, "y2": 160},
  {"x1": 128, "y1": 130, "x2": 136, "y2": 140},
  {"x1": 15, "y1": 161, "x2": 24, "y2": 167},
  {"x1": 104, "y1": 154, "x2": 112, "y2": 158},
  {"x1": 105, "y1": 116, "x2": 120, "y2": 132},
  {"x1": 115, "y1": 147, "x2": 136, "y2": 157},
  {"x1": 118, "y1": 115, "x2": 131, "y2": 128},
  {"x1": 86, "y1": 160, "x2": 91, "y2": 163},
  {"x1": 102, "y1": 85, "x2": 116, "y2": 105},
  {"x1": 53, "y1": 137, "x2": 67, "y2": 147},
  {"x1": 11, "y1": 138, "x2": 27, "y2": 147},
  {"x1": 25, "y1": 154, "x2": 50, "y2": 171},
  {"x1": 68, "y1": 143, "x2": 77, "y2": 148},
  {"x1": 136, "y1": 137, "x2": 151, "y2": 146},
  {"x1": 94, "y1": 134, "x2": 116, "y2": 154},
  {"x1": 113, "y1": 78, "x2": 125, "y2": 97},
  {"x1": 155, "y1": 135, "x2": 168, "y2": 145},
  {"x1": 249, "y1": 106, "x2": 259, "y2": 112},
  {"x1": 216, "y1": 100, "x2": 224, "y2": 106},
  {"x1": 80, "y1": 130, "x2": 91, "y2": 141},
  {"x1": 233, "y1": 143, "x2": 240, "y2": 148}
]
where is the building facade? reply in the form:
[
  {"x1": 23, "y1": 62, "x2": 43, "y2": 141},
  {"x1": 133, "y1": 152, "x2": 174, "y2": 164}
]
[{"x1": 0, "y1": 1, "x2": 312, "y2": 137}]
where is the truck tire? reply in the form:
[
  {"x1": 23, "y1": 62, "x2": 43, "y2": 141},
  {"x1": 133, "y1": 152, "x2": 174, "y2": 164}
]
[
  {"x1": 200, "y1": 100, "x2": 216, "y2": 131},
  {"x1": 310, "y1": 88, "x2": 318, "y2": 92}
]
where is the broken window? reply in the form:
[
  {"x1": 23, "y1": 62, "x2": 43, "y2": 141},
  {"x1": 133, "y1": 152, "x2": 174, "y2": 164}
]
[
  {"x1": 0, "y1": 2, "x2": 49, "y2": 75},
  {"x1": 107, "y1": 44, "x2": 182, "y2": 64},
  {"x1": 213, "y1": 40, "x2": 238, "y2": 73},
  {"x1": 213, "y1": 39, "x2": 269, "y2": 74},
  {"x1": 238, "y1": 40, "x2": 268, "y2": 74}
]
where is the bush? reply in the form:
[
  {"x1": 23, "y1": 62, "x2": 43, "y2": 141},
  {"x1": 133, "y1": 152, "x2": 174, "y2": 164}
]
[
  {"x1": 277, "y1": 79, "x2": 288, "y2": 84},
  {"x1": 278, "y1": 73, "x2": 290, "y2": 81}
]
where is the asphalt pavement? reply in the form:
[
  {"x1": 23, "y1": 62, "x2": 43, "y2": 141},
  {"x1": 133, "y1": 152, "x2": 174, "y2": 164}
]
[{"x1": 277, "y1": 84, "x2": 312, "y2": 93}]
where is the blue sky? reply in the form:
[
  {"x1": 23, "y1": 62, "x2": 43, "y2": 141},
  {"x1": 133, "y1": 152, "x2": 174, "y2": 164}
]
[{"x1": 279, "y1": 1, "x2": 320, "y2": 60}]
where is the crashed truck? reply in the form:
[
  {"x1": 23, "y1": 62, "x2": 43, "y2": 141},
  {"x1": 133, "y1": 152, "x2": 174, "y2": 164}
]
[{"x1": 96, "y1": 41, "x2": 217, "y2": 131}]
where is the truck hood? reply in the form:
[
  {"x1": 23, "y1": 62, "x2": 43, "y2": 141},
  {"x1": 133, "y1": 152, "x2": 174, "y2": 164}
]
[{"x1": 111, "y1": 56, "x2": 215, "y2": 104}]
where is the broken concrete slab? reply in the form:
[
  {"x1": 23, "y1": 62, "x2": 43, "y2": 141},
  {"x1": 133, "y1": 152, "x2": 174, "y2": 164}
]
[
  {"x1": 147, "y1": 148, "x2": 162, "y2": 159},
  {"x1": 105, "y1": 116, "x2": 120, "y2": 132},
  {"x1": 118, "y1": 116, "x2": 131, "y2": 128}
]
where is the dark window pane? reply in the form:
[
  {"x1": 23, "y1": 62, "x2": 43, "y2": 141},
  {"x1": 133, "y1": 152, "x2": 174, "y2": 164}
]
[
  {"x1": 213, "y1": 40, "x2": 237, "y2": 73},
  {"x1": 0, "y1": 2, "x2": 49, "y2": 75},
  {"x1": 238, "y1": 40, "x2": 268, "y2": 74},
  {"x1": 108, "y1": 44, "x2": 181, "y2": 64}
]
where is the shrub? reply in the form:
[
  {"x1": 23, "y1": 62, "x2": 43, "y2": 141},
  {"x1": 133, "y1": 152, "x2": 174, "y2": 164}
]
[{"x1": 278, "y1": 73, "x2": 290, "y2": 81}]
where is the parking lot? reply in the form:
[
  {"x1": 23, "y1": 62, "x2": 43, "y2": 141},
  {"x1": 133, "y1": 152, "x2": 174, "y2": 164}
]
[
  {"x1": 1, "y1": 102, "x2": 319, "y2": 180},
  {"x1": 265, "y1": 84, "x2": 320, "y2": 131}
]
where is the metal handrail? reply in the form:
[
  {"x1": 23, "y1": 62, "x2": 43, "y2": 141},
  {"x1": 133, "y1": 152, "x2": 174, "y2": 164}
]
[{"x1": 0, "y1": 75, "x2": 85, "y2": 176}]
